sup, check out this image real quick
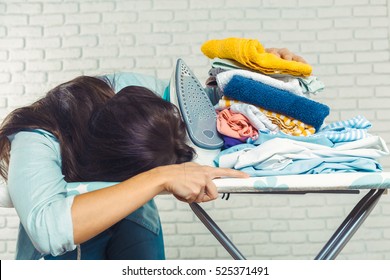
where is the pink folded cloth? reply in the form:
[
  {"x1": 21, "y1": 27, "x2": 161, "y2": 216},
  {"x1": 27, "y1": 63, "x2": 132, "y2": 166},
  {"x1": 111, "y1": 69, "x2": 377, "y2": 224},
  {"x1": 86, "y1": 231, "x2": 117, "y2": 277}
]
[{"x1": 217, "y1": 109, "x2": 258, "y2": 141}]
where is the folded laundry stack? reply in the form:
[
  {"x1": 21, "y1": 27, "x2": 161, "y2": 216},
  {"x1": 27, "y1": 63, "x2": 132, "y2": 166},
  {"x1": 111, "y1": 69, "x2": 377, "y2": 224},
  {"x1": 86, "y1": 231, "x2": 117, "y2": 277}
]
[{"x1": 200, "y1": 37, "x2": 389, "y2": 175}]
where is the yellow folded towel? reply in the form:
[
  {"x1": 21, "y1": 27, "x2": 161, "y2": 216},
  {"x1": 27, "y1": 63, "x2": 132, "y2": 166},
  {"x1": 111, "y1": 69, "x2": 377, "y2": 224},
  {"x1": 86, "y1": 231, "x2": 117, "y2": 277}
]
[{"x1": 201, "y1": 38, "x2": 312, "y2": 77}]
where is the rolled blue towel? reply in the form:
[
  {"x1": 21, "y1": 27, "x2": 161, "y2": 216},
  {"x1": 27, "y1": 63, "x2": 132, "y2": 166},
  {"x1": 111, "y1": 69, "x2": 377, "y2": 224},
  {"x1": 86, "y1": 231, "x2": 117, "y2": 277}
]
[{"x1": 222, "y1": 75, "x2": 329, "y2": 131}]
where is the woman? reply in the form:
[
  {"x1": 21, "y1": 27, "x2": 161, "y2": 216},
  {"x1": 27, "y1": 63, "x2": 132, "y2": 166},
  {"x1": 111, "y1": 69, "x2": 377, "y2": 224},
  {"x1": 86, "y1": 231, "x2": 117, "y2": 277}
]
[
  {"x1": 0, "y1": 73, "x2": 247, "y2": 260},
  {"x1": 0, "y1": 48, "x2": 305, "y2": 260}
]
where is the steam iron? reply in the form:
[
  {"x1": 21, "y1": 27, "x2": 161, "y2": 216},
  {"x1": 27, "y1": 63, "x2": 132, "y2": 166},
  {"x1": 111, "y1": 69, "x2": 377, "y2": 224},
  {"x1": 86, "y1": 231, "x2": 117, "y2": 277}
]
[{"x1": 169, "y1": 59, "x2": 223, "y2": 166}]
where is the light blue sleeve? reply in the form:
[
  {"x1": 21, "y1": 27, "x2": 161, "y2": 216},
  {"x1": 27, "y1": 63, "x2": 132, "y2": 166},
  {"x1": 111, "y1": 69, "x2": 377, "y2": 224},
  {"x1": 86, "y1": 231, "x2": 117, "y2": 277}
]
[
  {"x1": 103, "y1": 72, "x2": 169, "y2": 97},
  {"x1": 7, "y1": 130, "x2": 116, "y2": 256}
]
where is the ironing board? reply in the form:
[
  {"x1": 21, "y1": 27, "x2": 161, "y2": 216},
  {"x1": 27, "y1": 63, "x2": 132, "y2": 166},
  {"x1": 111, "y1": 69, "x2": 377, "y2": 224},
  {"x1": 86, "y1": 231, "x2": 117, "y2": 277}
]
[
  {"x1": 169, "y1": 58, "x2": 390, "y2": 260},
  {"x1": 189, "y1": 172, "x2": 390, "y2": 260}
]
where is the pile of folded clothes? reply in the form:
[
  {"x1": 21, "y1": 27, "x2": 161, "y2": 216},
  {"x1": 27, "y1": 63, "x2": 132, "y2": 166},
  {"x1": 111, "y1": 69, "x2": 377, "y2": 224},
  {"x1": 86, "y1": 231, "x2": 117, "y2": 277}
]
[{"x1": 200, "y1": 37, "x2": 389, "y2": 176}]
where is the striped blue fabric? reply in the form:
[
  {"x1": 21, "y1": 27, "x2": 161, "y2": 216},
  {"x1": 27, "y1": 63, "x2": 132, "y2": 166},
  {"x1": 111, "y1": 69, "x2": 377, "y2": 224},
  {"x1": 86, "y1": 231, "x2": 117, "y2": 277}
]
[{"x1": 317, "y1": 115, "x2": 372, "y2": 143}]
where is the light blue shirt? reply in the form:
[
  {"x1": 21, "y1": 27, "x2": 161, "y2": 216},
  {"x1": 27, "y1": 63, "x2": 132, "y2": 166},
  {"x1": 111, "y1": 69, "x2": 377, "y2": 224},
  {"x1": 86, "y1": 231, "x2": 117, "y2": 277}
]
[{"x1": 7, "y1": 72, "x2": 170, "y2": 259}]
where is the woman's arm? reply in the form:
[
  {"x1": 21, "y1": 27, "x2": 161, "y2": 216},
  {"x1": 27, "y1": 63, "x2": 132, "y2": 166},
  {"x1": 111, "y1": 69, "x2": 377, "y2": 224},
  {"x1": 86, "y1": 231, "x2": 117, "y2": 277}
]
[
  {"x1": 71, "y1": 168, "x2": 164, "y2": 244},
  {"x1": 71, "y1": 162, "x2": 247, "y2": 244},
  {"x1": 8, "y1": 131, "x2": 77, "y2": 255}
]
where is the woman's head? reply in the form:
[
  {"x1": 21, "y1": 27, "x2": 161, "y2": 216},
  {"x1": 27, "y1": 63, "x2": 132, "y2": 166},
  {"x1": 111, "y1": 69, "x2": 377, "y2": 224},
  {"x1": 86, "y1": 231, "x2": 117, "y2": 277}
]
[
  {"x1": 80, "y1": 86, "x2": 195, "y2": 182},
  {"x1": 0, "y1": 76, "x2": 115, "y2": 181}
]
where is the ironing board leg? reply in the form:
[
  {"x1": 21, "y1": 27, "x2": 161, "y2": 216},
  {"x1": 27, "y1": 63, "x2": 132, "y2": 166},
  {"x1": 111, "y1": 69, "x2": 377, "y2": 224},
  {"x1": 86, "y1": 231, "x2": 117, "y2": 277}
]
[
  {"x1": 315, "y1": 189, "x2": 384, "y2": 260},
  {"x1": 190, "y1": 202, "x2": 246, "y2": 260}
]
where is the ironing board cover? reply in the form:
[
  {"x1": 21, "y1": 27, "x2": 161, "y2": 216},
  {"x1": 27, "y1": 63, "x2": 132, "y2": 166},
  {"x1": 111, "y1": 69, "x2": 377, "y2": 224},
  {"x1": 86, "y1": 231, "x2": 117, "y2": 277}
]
[{"x1": 213, "y1": 172, "x2": 390, "y2": 193}]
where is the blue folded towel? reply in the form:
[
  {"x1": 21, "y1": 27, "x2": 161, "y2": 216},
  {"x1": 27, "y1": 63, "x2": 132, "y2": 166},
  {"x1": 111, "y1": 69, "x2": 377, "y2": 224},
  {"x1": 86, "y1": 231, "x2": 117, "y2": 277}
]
[{"x1": 222, "y1": 75, "x2": 329, "y2": 131}]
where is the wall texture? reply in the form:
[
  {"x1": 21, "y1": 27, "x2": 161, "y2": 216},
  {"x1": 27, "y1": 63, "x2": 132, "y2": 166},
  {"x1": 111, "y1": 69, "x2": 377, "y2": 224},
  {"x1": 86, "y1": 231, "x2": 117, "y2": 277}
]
[{"x1": 0, "y1": 0, "x2": 390, "y2": 260}]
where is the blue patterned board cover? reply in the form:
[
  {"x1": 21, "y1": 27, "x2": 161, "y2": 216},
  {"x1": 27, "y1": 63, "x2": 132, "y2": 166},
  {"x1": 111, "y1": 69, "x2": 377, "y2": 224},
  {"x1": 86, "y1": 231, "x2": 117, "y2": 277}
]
[
  {"x1": 64, "y1": 172, "x2": 390, "y2": 196},
  {"x1": 213, "y1": 172, "x2": 390, "y2": 193},
  {"x1": 2, "y1": 172, "x2": 388, "y2": 209}
]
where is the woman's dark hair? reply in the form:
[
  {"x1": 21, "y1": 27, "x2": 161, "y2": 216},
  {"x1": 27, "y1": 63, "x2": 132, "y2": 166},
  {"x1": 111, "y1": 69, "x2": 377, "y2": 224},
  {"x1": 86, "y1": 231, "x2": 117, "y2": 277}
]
[
  {"x1": 0, "y1": 76, "x2": 115, "y2": 182},
  {"x1": 0, "y1": 76, "x2": 194, "y2": 183},
  {"x1": 79, "y1": 86, "x2": 195, "y2": 182}
]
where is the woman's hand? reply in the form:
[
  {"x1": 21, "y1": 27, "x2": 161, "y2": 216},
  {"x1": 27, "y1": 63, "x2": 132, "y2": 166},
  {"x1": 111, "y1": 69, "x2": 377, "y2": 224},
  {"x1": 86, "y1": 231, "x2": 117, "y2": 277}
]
[
  {"x1": 265, "y1": 47, "x2": 307, "y2": 64},
  {"x1": 154, "y1": 162, "x2": 249, "y2": 204}
]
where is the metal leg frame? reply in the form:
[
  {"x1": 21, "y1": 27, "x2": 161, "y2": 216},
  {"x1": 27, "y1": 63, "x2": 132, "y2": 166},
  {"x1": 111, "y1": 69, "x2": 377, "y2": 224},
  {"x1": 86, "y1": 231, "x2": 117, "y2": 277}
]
[
  {"x1": 190, "y1": 202, "x2": 246, "y2": 260},
  {"x1": 315, "y1": 189, "x2": 385, "y2": 260},
  {"x1": 190, "y1": 189, "x2": 385, "y2": 260}
]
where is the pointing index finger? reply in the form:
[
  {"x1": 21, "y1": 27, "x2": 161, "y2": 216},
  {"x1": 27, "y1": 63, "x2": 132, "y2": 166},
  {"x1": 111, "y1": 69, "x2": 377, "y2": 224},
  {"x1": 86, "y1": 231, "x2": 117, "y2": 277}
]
[{"x1": 208, "y1": 167, "x2": 249, "y2": 179}]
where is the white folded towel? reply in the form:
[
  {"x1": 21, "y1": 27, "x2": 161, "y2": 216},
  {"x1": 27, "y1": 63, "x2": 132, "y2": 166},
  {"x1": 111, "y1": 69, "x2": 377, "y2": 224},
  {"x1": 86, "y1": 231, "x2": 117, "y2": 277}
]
[
  {"x1": 229, "y1": 103, "x2": 279, "y2": 133},
  {"x1": 216, "y1": 69, "x2": 304, "y2": 96}
]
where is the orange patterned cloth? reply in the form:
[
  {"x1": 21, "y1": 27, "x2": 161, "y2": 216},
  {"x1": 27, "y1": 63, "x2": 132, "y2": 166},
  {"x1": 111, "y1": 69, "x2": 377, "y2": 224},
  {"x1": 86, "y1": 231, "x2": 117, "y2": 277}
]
[{"x1": 217, "y1": 109, "x2": 258, "y2": 141}]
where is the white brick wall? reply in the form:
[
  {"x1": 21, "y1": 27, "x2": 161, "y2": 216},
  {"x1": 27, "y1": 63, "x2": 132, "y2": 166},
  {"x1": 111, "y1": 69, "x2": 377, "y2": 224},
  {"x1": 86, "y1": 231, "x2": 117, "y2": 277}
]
[{"x1": 1, "y1": 0, "x2": 390, "y2": 260}]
